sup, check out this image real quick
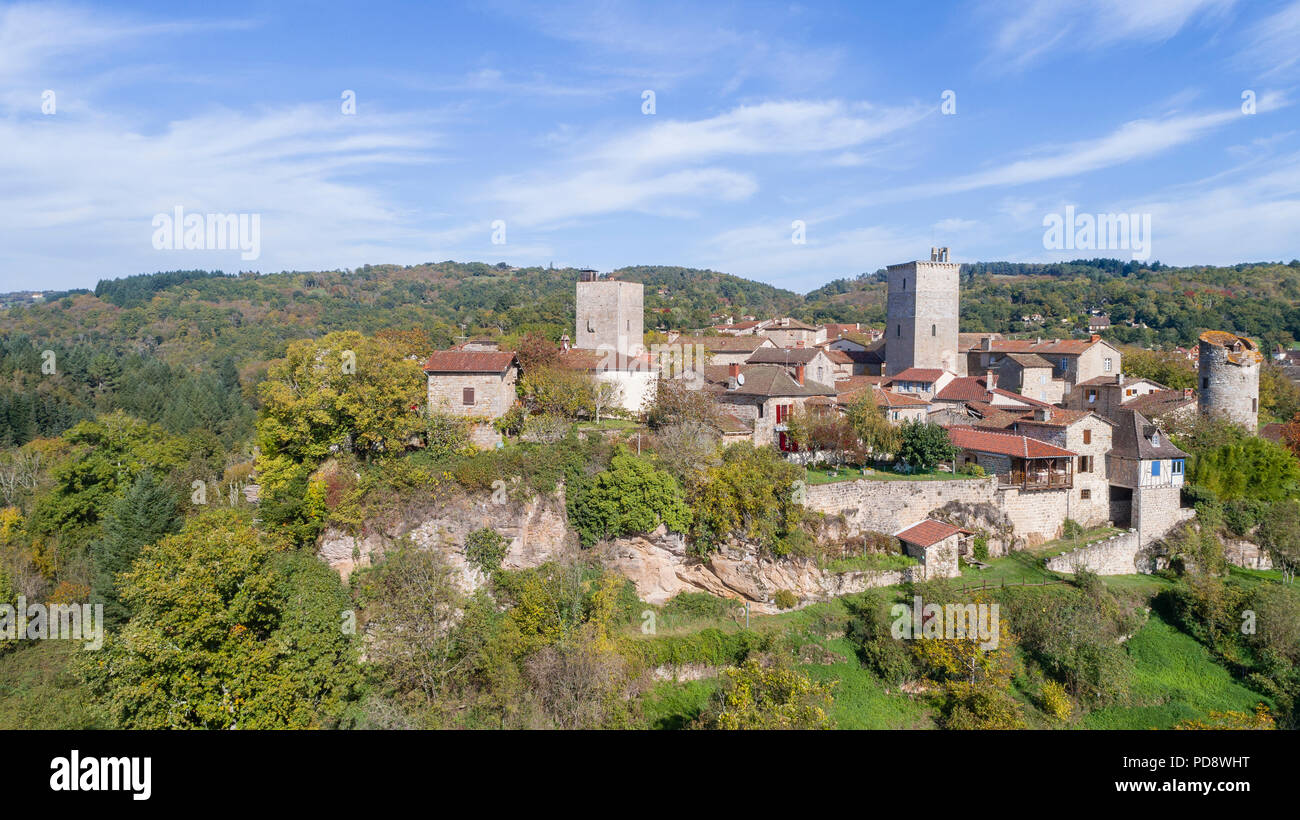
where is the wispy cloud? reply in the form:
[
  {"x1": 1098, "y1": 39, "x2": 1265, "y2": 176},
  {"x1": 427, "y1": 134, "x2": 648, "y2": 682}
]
[
  {"x1": 483, "y1": 99, "x2": 929, "y2": 225},
  {"x1": 981, "y1": 0, "x2": 1237, "y2": 70}
]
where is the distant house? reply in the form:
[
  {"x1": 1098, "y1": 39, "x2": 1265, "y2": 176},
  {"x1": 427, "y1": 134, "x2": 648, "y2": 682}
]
[
  {"x1": 836, "y1": 383, "x2": 928, "y2": 423},
  {"x1": 745, "y1": 344, "x2": 839, "y2": 387},
  {"x1": 886, "y1": 367, "x2": 954, "y2": 401},
  {"x1": 1089, "y1": 314, "x2": 1111, "y2": 332},
  {"x1": 671, "y1": 334, "x2": 776, "y2": 366},
  {"x1": 966, "y1": 334, "x2": 1120, "y2": 389},
  {"x1": 824, "y1": 334, "x2": 887, "y2": 376},
  {"x1": 993, "y1": 353, "x2": 1062, "y2": 404},
  {"x1": 759, "y1": 318, "x2": 824, "y2": 348},
  {"x1": 1064, "y1": 374, "x2": 1169, "y2": 421},
  {"x1": 423, "y1": 349, "x2": 521, "y2": 447}
]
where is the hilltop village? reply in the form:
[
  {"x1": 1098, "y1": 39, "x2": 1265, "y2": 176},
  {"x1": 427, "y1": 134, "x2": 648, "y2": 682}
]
[{"x1": 420, "y1": 249, "x2": 1267, "y2": 583}]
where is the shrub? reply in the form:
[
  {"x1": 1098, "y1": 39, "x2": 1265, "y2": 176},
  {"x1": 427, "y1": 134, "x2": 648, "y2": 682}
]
[
  {"x1": 774, "y1": 589, "x2": 798, "y2": 610},
  {"x1": 1061, "y1": 518, "x2": 1084, "y2": 541},
  {"x1": 465, "y1": 527, "x2": 508, "y2": 573},
  {"x1": 1040, "y1": 679, "x2": 1072, "y2": 721}
]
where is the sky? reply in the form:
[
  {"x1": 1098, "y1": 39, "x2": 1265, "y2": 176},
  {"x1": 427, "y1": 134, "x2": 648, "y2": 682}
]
[{"x1": 2, "y1": 0, "x2": 1299, "y2": 294}]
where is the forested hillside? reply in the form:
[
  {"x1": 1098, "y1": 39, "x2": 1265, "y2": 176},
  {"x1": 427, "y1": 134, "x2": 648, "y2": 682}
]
[{"x1": 4, "y1": 258, "x2": 1300, "y2": 449}]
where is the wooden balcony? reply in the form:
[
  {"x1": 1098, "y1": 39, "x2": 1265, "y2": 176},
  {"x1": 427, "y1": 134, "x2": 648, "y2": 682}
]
[{"x1": 997, "y1": 467, "x2": 1072, "y2": 491}]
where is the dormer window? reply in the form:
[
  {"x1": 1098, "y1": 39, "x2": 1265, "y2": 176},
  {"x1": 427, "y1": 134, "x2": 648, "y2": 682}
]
[{"x1": 1151, "y1": 432, "x2": 1160, "y2": 447}]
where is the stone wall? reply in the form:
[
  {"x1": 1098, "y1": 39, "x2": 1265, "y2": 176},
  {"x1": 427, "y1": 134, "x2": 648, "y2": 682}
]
[
  {"x1": 802, "y1": 475, "x2": 997, "y2": 537},
  {"x1": 1045, "y1": 530, "x2": 1144, "y2": 575},
  {"x1": 427, "y1": 369, "x2": 517, "y2": 419}
]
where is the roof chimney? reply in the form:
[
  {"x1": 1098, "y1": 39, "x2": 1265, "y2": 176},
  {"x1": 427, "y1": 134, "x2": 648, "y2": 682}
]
[
  {"x1": 930, "y1": 246, "x2": 939, "y2": 261},
  {"x1": 560, "y1": 334, "x2": 570, "y2": 352},
  {"x1": 795, "y1": 364, "x2": 805, "y2": 386},
  {"x1": 983, "y1": 335, "x2": 994, "y2": 351},
  {"x1": 1117, "y1": 373, "x2": 1125, "y2": 386},
  {"x1": 986, "y1": 372, "x2": 997, "y2": 391},
  {"x1": 1183, "y1": 387, "x2": 1194, "y2": 399},
  {"x1": 795, "y1": 339, "x2": 805, "y2": 348},
  {"x1": 1035, "y1": 407, "x2": 1052, "y2": 422},
  {"x1": 1090, "y1": 334, "x2": 1101, "y2": 343},
  {"x1": 727, "y1": 363, "x2": 740, "y2": 391}
]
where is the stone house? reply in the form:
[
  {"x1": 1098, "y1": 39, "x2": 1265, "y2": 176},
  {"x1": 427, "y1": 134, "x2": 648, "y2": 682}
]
[
  {"x1": 994, "y1": 353, "x2": 1063, "y2": 404},
  {"x1": 966, "y1": 334, "x2": 1120, "y2": 390},
  {"x1": 745, "y1": 345, "x2": 840, "y2": 387},
  {"x1": 1108, "y1": 409, "x2": 1191, "y2": 541},
  {"x1": 671, "y1": 335, "x2": 776, "y2": 367},
  {"x1": 946, "y1": 425, "x2": 1076, "y2": 492},
  {"x1": 423, "y1": 349, "x2": 520, "y2": 447},
  {"x1": 707, "y1": 363, "x2": 836, "y2": 450},
  {"x1": 1007, "y1": 407, "x2": 1114, "y2": 528},
  {"x1": 1064, "y1": 373, "x2": 1165, "y2": 419},
  {"x1": 836, "y1": 383, "x2": 929, "y2": 423},
  {"x1": 894, "y1": 519, "x2": 968, "y2": 579},
  {"x1": 759, "y1": 318, "x2": 824, "y2": 348},
  {"x1": 824, "y1": 335, "x2": 887, "y2": 376},
  {"x1": 886, "y1": 367, "x2": 955, "y2": 401}
]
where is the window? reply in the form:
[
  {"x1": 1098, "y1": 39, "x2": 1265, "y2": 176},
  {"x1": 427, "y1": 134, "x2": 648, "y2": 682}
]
[
  {"x1": 1060, "y1": 358, "x2": 1068, "y2": 371},
  {"x1": 1079, "y1": 456, "x2": 1092, "y2": 473},
  {"x1": 1172, "y1": 459, "x2": 1184, "y2": 475},
  {"x1": 1083, "y1": 429, "x2": 1091, "y2": 445},
  {"x1": 462, "y1": 387, "x2": 475, "y2": 405},
  {"x1": 758, "y1": 404, "x2": 764, "y2": 418},
  {"x1": 902, "y1": 278, "x2": 906, "y2": 290},
  {"x1": 1253, "y1": 397, "x2": 1258, "y2": 413},
  {"x1": 896, "y1": 324, "x2": 901, "y2": 337},
  {"x1": 931, "y1": 324, "x2": 936, "y2": 336},
  {"x1": 1202, "y1": 377, "x2": 1209, "y2": 389},
  {"x1": 1081, "y1": 489, "x2": 1092, "y2": 500},
  {"x1": 1151, "y1": 460, "x2": 1161, "y2": 477},
  {"x1": 1087, "y1": 388, "x2": 1097, "y2": 403},
  {"x1": 1125, "y1": 388, "x2": 1135, "y2": 397},
  {"x1": 1039, "y1": 374, "x2": 1047, "y2": 384},
  {"x1": 1104, "y1": 357, "x2": 1112, "y2": 372}
]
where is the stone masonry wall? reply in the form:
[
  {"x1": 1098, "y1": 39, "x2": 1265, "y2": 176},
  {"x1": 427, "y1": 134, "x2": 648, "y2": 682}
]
[{"x1": 1045, "y1": 530, "x2": 1144, "y2": 575}]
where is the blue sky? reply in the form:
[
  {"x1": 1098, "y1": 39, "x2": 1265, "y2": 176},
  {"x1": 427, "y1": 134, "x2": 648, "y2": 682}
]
[{"x1": 2, "y1": 0, "x2": 1299, "y2": 293}]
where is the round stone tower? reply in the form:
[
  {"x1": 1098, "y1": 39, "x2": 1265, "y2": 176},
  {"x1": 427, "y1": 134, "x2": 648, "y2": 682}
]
[{"x1": 1197, "y1": 330, "x2": 1260, "y2": 431}]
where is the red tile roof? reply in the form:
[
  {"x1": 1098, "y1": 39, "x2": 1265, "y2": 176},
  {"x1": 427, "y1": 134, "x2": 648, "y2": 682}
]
[
  {"x1": 896, "y1": 519, "x2": 970, "y2": 548},
  {"x1": 935, "y1": 376, "x2": 991, "y2": 402},
  {"x1": 423, "y1": 350, "x2": 518, "y2": 374},
  {"x1": 946, "y1": 425, "x2": 1077, "y2": 459},
  {"x1": 968, "y1": 337, "x2": 1110, "y2": 355},
  {"x1": 889, "y1": 367, "x2": 946, "y2": 383}
]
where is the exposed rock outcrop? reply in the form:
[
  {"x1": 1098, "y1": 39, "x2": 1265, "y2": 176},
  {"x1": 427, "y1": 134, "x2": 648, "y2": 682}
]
[{"x1": 317, "y1": 489, "x2": 574, "y2": 593}]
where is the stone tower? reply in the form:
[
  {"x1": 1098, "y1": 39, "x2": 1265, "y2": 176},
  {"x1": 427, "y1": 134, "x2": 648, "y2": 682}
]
[
  {"x1": 885, "y1": 247, "x2": 962, "y2": 376},
  {"x1": 1198, "y1": 330, "x2": 1260, "y2": 431},
  {"x1": 575, "y1": 270, "x2": 643, "y2": 356}
]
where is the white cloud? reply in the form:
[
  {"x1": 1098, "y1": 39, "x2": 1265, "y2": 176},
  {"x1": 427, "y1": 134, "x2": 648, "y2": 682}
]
[
  {"x1": 981, "y1": 0, "x2": 1237, "y2": 70},
  {"x1": 483, "y1": 99, "x2": 928, "y2": 226}
]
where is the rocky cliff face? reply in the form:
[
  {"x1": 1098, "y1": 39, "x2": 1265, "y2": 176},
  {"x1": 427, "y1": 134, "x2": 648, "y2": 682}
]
[
  {"x1": 318, "y1": 487, "x2": 910, "y2": 612},
  {"x1": 597, "y1": 526, "x2": 913, "y2": 614},
  {"x1": 317, "y1": 489, "x2": 574, "y2": 594}
]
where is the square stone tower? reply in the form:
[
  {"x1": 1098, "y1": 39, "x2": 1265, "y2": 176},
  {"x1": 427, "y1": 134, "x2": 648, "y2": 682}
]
[
  {"x1": 885, "y1": 248, "x2": 962, "y2": 376},
  {"x1": 575, "y1": 271, "x2": 643, "y2": 356}
]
